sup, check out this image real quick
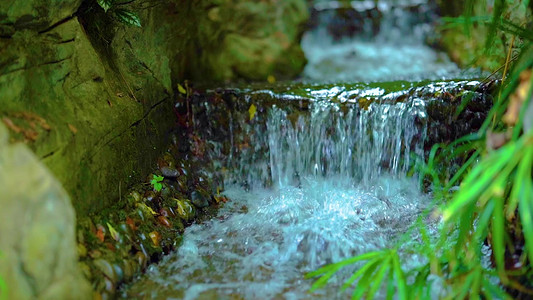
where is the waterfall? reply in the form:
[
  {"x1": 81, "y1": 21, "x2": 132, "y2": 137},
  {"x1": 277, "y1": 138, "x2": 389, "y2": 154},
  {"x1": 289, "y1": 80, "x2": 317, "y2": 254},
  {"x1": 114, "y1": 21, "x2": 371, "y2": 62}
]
[{"x1": 266, "y1": 98, "x2": 427, "y2": 187}]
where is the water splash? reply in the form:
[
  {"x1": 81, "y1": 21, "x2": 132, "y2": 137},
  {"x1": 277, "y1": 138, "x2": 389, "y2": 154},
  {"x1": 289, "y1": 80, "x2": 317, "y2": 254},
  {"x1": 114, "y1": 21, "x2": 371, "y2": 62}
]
[
  {"x1": 123, "y1": 176, "x2": 429, "y2": 299},
  {"x1": 122, "y1": 89, "x2": 434, "y2": 299}
]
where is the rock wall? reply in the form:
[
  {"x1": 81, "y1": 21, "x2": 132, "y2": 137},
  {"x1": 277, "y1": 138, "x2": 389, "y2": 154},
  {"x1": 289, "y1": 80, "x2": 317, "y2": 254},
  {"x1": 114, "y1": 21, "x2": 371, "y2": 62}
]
[
  {"x1": 0, "y1": 0, "x2": 308, "y2": 215},
  {"x1": 0, "y1": 123, "x2": 91, "y2": 300}
]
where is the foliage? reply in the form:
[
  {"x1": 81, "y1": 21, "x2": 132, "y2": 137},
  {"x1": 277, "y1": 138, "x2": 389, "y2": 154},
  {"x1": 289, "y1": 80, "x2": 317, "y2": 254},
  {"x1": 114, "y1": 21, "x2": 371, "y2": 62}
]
[
  {"x1": 0, "y1": 252, "x2": 6, "y2": 300},
  {"x1": 307, "y1": 1, "x2": 533, "y2": 298},
  {"x1": 306, "y1": 249, "x2": 407, "y2": 299},
  {"x1": 150, "y1": 175, "x2": 164, "y2": 192},
  {"x1": 95, "y1": 0, "x2": 141, "y2": 27}
]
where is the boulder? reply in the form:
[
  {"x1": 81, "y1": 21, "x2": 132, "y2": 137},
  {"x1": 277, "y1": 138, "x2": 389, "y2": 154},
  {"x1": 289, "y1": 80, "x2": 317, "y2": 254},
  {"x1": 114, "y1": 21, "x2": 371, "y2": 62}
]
[
  {"x1": 0, "y1": 123, "x2": 91, "y2": 300},
  {"x1": 0, "y1": 0, "x2": 82, "y2": 34}
]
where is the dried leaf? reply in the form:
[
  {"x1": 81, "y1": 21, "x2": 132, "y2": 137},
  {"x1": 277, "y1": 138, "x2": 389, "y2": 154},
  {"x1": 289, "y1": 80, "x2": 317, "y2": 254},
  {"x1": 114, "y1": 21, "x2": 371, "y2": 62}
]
[
  {"x1": 149, "y1": 231, "x2": 161, "y2": 247},
  {"x1": 68, "y1": 124, "x2": 78, "y2": 134},
  {"x1": 503, "y1": 69, "x2": 531, "y2": 126},
  {"x1": 2, "y1": 117, "x2": 21, "y2": 133},
  {"x1": 126, "y1": 217, "x2": 137, "y2": 231},
  {"x1": 96, "y1": 224, "x2": 106, "y2": 242}
]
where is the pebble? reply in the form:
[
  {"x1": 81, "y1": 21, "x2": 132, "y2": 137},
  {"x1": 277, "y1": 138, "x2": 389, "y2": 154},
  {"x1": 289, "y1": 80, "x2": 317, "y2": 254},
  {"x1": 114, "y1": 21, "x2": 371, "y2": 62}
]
[
  {"x1": 191, "y1": 190, "x2": 209, "y2": 208},
  {"x1": 161, "y1": 166, "x2": 179, "y2": 178}
]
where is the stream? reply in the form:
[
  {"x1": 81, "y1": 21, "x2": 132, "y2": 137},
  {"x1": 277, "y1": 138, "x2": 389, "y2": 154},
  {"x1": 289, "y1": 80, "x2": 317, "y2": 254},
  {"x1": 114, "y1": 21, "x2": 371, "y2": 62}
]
[{"x1": 122, "y1": 0, "x2": 482, "y2": 299}]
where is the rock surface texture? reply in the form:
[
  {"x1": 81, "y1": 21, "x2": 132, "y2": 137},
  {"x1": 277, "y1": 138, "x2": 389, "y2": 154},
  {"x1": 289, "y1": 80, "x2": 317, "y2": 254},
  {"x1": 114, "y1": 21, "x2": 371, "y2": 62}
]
[
  {"x1": 0, "y1": 0, "x2": 308, "y2": 297},
  {"x1": 0, "y1": 123, "x2": 91, "y2": 300},
  {"x1": 0, "y1": 0, "x2": 308, "y2": 214}
]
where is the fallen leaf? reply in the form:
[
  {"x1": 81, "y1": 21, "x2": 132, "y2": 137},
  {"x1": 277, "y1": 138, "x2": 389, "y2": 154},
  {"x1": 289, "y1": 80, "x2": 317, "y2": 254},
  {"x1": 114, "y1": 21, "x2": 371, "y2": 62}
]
[
  {"x1": 149, "y1": 231, "x2": 161, "y2": 247},
  {"x1": 2, "y1": 117, "x2": 21, "y2": 133},
  {"x1": 95, "y1": 224, "x2": 106, "y2": 242},
  {"x1": 126, "y1": 217, "x2": 137, "y2": 231},
  {"x1": 157, "y1": 216, "x2": 172, "y2": 228},
  {"x1": 178, "y1": 83, "x2": 187, "y2": 95},
  {"x1": 23, "y1": 129, "x2": 38, "y2": 141},
  {"x1": 249, "y1": 104, "x2": 257, "y2": 121},
  {"x1": 106, "y1": 222, "x2": 120, "y2": 242},
  {"x1": 68, "y1": 124, "x2": 78, "y2": 134}
]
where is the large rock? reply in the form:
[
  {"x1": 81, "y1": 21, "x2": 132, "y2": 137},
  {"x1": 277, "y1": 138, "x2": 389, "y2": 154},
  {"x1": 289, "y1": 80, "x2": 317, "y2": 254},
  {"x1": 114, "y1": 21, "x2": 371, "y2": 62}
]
[
  {"x1": 0, "y1": 0, "x2": 309, "y2": 215},
  {"x1": 189, "y1": 0, "x2": 309, "y2": 81},
  {"x1": 0, "y1": 8, "x2": 177, "y2": 214},
  {"x1": 0, "y1": 0, "x2": 82, "y2": 34},
  {"x1": 0, "y1": 123, "x2": 91, "y2": 300}
]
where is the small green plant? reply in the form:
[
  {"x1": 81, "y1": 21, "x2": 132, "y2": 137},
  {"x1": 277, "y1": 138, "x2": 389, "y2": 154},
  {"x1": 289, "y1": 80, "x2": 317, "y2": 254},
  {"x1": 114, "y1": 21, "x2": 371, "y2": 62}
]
[
  {"x1": 96, "y1": 0, "x2": 141, "y2": 27},
  {"x1": 150, "y1": 174, "x2": 164, "y2": 192}
]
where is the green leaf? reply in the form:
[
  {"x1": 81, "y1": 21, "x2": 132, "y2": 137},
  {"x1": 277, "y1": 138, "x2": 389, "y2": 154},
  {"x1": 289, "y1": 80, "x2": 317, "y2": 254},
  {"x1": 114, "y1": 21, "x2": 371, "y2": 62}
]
[
  {"x1": 482, "y1": 276, "x2": 511, "y2": 299},
  {"x1": 386, "y1": 266, "x2": 395, "y2": 300},
  {"x1": 519, "y1": 168, "x2": 533, "y2": 264},
  {"x1": 306, "y1": 251, "x2": 382, "y2": 279},
  {"x1": 178, "y1": 83, "x2": 187, "y2": 95},
  {"x1": 309, "y1": 265, "x2": 343, "y2": 292},
  {"x1": 392, "y1": 253, "x2": 407, "y2": 300},
  {"x1": 114, "y1": 9, "x2": 141, "y2": 27},
  {"x1": 97, "y1": 0, "x2": 114, "y2": 12},
  {"x1": 492, "y1": 194, "x2": 506, "y2": 280},
  {"x1": 341, "y1": 257, "x2": 381, "y2": 291},
  {"x1": 485, "y1": 0, "x2": 506, "y2": 50},
  {"x1": 455, "y1": 271, "x2": 476, "y2": 300},
  {"x1": 508, "y1": 147, "x2": 533, "y2": 218},
  {"x1": 366, "y1": 257, "x2": 391, "y2": 300},
  {"x1": 473, "y1": 200, "x2": 495, "y2": 249},
  {"x1": 352, "y1": 260, "x2": 380, "y2": 300},
  {"x1": 106, "y1": 222, "x2": 120, "y2": 241},
  {"x1": 150, "y1": 175, "x2": 164, "y2": 192},
  {"x1": 0, "y1": 275, "x2": 6, "y2": 300},
  {"x1": 443, "y1": 144, "x2": 516, "y2": 221}
]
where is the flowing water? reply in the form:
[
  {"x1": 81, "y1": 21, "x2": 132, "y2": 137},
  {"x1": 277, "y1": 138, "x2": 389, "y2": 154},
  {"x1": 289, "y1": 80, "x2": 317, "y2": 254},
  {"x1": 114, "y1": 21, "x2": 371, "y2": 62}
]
[
  {"x1": 121, "y1": 0, "x2": 476, "y2": 298},
  {"x1": 302, "y1": 0, "x2": 479, "y2": 82},
  {"x1": 122, "y1": 90, "x2": 444, "y2": 299}
]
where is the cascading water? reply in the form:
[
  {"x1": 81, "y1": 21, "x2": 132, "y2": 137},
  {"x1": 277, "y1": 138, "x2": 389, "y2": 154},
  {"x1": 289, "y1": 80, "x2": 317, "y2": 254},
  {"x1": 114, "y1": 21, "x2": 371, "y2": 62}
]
[
  {"x1": 119, "y1": 0, "x2": 490, "y2": 298},
  {"x1": 266, "y1": 98, "x2": 426, "y2": 187},
  {"x1": 302, "y1": 0, "x2": 477, "y2": 82},
  {"x1": 121, "y1": 93, "x2": 435, "y2": 299}
]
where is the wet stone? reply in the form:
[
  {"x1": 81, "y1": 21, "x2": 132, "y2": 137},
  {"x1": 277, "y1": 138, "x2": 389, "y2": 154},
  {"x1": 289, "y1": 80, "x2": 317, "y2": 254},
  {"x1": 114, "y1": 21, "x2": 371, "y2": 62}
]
[
  {"x1": 190, "y1": 190, "x2": 210, "y2": 208},
  {"x1": 161, "y1": 166, "x2": 179, "y2": 178}
]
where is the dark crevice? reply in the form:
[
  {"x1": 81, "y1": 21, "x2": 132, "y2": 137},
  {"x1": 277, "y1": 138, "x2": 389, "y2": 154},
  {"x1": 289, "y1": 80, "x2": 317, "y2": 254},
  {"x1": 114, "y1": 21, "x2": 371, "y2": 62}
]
[
  {"x1": 39, "y1": 56, "x2": 73, "y2": 67},
  {"x1": 41, "y1": 149, "x2": 59, "y2": 159},
  {"x1": 58, "y1": 38, "x2": 76, "y2": 44},
  {"x1": 139, "y1": 61, "x2": 170, "y2": 96},
  {"x1": 87, "y1": 96, "x2": 170, "y2": 161},
  {"x1": 38, "y1": 15, "x2": 76, "y2": 34}
]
